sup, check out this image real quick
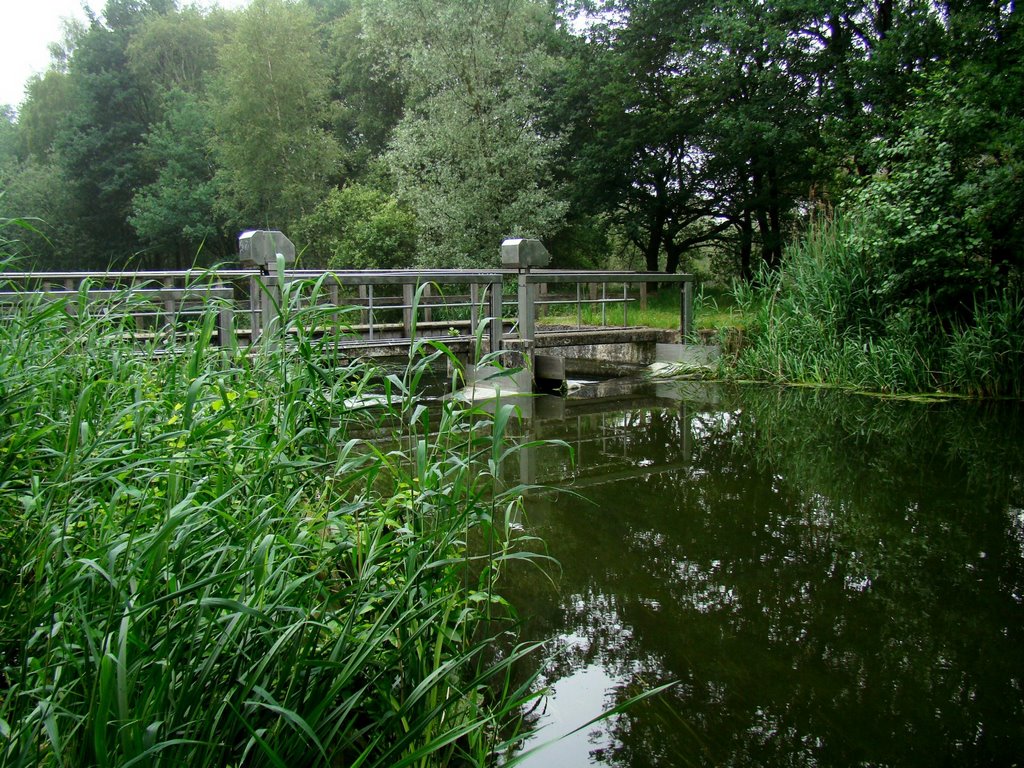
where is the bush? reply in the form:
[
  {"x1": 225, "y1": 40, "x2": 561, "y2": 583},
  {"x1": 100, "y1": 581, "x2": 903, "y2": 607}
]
[
  {"x1": 295, "y1": 184, "x2": 418, "y2": 270},
  {"x1": 734, "y1": 213, "x2": 1024, "y2": 396}
]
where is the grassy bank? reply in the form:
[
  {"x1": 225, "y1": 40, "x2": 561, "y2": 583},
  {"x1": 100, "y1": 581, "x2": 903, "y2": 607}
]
[
  {"x1": 536, "y1": 284, "x2": 747, "y2": 334},
  {"x1": 0, "y1": 271, "x2": 542, "y2": 766},
  {"x1": 730, "y1": 216, "x2": 1024, "y2": 397}
]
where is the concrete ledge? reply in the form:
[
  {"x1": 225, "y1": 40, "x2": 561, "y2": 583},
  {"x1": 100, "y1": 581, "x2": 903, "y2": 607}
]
[
  {"x1": 656, "y1": 343, "x2": 721, "y2": 366},
  {"x1": 533, "y1": 326, "x2": 678, "y2": 348}
]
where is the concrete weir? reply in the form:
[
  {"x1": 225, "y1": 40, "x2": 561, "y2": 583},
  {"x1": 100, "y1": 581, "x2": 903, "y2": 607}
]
[{"x1": 506, "y1": 327, "x2": 679, "y2": 386}]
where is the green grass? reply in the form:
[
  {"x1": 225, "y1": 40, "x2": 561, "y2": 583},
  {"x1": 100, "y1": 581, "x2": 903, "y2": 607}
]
[
  {"x1": 0, "y1": 263, "x2": 546, "y2": 766},
  {"x1": 536, "y1": 284, "x2": 750, "y2": 333},
  {"x1": 729, "y1": 215, "x2": 1024, "y2": 397}
]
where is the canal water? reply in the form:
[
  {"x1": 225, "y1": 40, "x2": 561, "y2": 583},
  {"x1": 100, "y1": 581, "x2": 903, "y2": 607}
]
[{"x1": 500, "y1": 382, "x2": 1024, "y2": 767}]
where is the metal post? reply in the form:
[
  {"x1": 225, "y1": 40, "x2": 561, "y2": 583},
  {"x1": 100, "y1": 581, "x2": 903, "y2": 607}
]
[
  {"x1": 422, "y1": 283, "x2": 432, "y2": 324},
  {"x1": 262, "y1": 274, "x2": 278, "y2": 346},
  {"x1": 163, "y1": 276, "x2": 175, "y2": 331},
  {"x1": 470, "y1": 283, "x2": 479, "y2": 337},
  {"x1": 517, "y1": 269, "x2": 534, "y2": 342},
  {"x1": 576, "y1": 283, "x2": 582, "y2": 328},
  {"x1": 601, "y1": 283, "x2": 607, "y2": 326},
  {"x1": 681, "y1": 280, "x2": 693, "y2": 341},
  {"x1": 623, "y1": 283, "x2": 629, "y2": 327},
  {"x1": 403, "y1": 283, "x2": 414, "y2": 339},
  {"x1": 358, "y1": 284, "x2": 368, "y2": 326},
  {"x1": 368, "y1": 285, "x2": 375, "y2": 340},
  {"x1": 489, "y1": 278, "x2": 503, "y2": 355},
  {"x1": 249, "y1": 275, "x2": 261, "y2": 342},
  {"x1": 218, "y1": 298, "x2": 233, "y2": 349}
]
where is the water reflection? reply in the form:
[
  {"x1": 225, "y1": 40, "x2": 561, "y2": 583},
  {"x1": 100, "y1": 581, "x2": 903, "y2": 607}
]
[{"x1": 503, "y1": 384, "x2": 1024, "y2": 767}]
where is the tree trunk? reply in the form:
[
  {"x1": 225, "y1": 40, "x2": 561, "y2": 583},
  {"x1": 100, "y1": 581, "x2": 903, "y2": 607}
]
[{"x1": 738, "y1": 212, "x2": 754, "y2": 282}]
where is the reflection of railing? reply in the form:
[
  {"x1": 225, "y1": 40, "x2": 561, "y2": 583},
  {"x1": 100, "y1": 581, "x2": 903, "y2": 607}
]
[{"x1": 514, "y1": 406, "x2": 694, "y2": 490}]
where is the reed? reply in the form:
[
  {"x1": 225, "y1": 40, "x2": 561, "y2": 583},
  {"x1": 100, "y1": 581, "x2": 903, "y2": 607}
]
[
  {"x1": 0, "y1": 260, "x2": 543, "y2": 766},
  {"x1": 731, "y1": 215, "x2": 1024, "y2": 397}
]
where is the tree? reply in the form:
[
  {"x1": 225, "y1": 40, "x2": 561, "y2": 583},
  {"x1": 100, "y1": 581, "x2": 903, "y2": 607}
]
[
  {"x1": 850, "y1": 60, "x2": 1024, "y2": 323},
  {"x1": 127, "y1": 6, "x2": 225, "y2": 96},
  {"x1": 51, "y1": 0, "x2": 172, "y2": 268},
  {"x1": 364, "y1": 0, "x2": 568, "y2": 267},
  {"x1": 130, "y1": 89, "x2": 230, "y2": 266},
  {"x1": 294, "y1": 183, "x2": 417, "y2": 269},
  {"x1": 17, "y1": 71, "x2": 76, "y2": 161},
  {"x1": 209, "y1": 0, "x2": 341, "y2": 234},
  {"x1": 552, "y1": 12, "x2": 729, "y2": 274},
  {"x1": 555, "y1": 0, "x2": 821, "y2": 278},
  {"x1": 323, "y1": 5, "x2": 406, "y2": 180}
]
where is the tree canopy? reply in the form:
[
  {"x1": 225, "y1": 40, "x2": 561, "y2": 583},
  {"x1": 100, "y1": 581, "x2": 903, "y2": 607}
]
[{"x1": 0, "y1": 0, "x2": 1018, "y2": 296}]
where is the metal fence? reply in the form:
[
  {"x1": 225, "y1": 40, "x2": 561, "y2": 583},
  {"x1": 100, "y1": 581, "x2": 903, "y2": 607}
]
[{"x1": 0, "y1": 267, "x2": 695, "y2": 352}]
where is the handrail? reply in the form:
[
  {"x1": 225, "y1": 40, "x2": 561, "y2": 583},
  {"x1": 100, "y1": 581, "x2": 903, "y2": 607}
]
[{"x1": 0, "y1": 267, "x2": 696, "y2": 352}]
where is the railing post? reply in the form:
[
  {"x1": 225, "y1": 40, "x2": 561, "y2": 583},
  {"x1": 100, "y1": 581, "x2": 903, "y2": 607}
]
[
  {"x1": 489, "y1": 278, "x2": 503, "y2": 355},
  {"x1": 470, "y1": 282, "x2": 479, "y2": 339},
  {"x1": 367, "y1": 284, "x2": 375, "y2": 340},
  {"x1": 262, "y1": 274, "x2": 280, "y2": 346},
  {"x1": 403, "y1": 283, "x2": 414, "y2": 339},
  {"x1": 358, "y1": 284, "x2": 368, "y2": 326},
  {"x1": 681, "y1": 279, "x2": 693, "y2": 342},
  {"x1": 163, "y1": 276, "x2": 175, "y2": 331},
  {"x1": 218, "y1": 296, "x2": 233, "y2": 349},
  {"x1": 249, "y1": 275, "x2": 262, "y2": 343},
  {"x1": 422, "y1": 283, "x2": 432, "y2": 324},
  {"x1": 518, "y1": 270, "x2": 534, "y2": 343}
]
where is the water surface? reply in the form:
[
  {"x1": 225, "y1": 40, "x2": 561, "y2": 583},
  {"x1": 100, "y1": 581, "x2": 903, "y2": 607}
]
[{"x1": 503, "y1": 383, "x2": 1024, "y2": 767}]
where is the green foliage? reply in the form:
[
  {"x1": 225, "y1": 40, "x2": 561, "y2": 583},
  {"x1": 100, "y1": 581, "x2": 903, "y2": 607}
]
[
  {"x1": 0, "y1": 270, "x2": 544, "y2": 766},
  {"x1": 210, "y1": 0, "x2": 342, "y2": 233},
  {"x1": 0, "y1": 162, "x2": 79, "y2": 269},
  {"x1": 734, "y1": 214, "x2": 1024, "y2": 397},
  {"x1": 294, "y1": 183, "x2": 417, "y2": 270},
  {"x1": 126, "y1": 6, "x2": 223, "y2": 96},
  {"x1": 53, "y1": 5, "x2": 163, "y2": 268},
  {"x1": 366, "y1": 0, "x2": 568, "y2": 268},
  {"x1": 17, "y1": 69, "x2": 75, "y2": 161},
  {"x1": 851, "y1": 62, "x2": 1024, "y2": 321},
  {"x1": 129, "y1": 89, "x2": 228, "y2": 265}
]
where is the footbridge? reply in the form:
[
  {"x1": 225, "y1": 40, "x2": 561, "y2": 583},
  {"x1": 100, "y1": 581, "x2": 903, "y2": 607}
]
[{"x1": 0, "y1": 237, "x2": 703, "y2": 392}]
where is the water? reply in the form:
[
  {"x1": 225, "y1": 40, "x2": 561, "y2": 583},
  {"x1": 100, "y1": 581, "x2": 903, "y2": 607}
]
[{"x1": 500, "y1": 382, "x2": 1024, "y2": 767}]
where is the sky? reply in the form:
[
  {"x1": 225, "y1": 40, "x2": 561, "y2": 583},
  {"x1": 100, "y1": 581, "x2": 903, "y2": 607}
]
[{"x1": 0, "y1": 0, "x2": 250, "y2": 112}]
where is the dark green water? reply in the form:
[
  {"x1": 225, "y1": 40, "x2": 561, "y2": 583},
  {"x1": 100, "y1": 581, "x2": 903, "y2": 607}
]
[{"x1": 502, "y1": 382, "x2": 1024, "y2": 767}]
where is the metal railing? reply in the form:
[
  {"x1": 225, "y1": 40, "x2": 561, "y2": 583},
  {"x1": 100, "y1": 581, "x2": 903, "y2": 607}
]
[
  {"x1": 515, "y1": 270, "x2": 695, "y2": 341},
  {"x1": 0, "y1": 267, "x2": 695, "y2": 352}
]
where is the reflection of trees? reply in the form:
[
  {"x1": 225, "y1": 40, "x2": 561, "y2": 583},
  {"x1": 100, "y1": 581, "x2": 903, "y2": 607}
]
[{"x1": 503, "y1": 387, "x2": 1024, "y2": 767}]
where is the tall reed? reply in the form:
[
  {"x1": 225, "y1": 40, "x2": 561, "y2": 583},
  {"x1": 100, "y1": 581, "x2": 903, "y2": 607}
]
[
  {"x1": 732, "y1": 214, "x2": 1024, "y2": 396},
  {"x1": 0, "y1": 263, "x2": 543, "y2": 766}
]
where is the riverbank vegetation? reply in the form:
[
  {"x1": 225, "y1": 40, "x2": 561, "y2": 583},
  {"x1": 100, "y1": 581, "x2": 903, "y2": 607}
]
[
  {"x1": 0, "y1": 0, "x2": 1020, "y2": 396},
  {"x1": 0, "y1": 263, "x2": 544, "y2": 766}
]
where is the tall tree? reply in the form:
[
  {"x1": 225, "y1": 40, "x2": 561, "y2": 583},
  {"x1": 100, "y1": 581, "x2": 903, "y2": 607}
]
[
  {"x1": 52, "y1": 0, "x2": 172, "y2": 268},
  {"x1": 558, "y1": 0, "x2": 823, "y2": 277},
  {"x1": 209, "y1": 0, "x2": 341, "y2": 234},
  {"x1": 363, "y1": 0, "x2": 568, "y2": 267},
  {"x1": 130, "y1": 89, "x2": 230, "y2": 266}
]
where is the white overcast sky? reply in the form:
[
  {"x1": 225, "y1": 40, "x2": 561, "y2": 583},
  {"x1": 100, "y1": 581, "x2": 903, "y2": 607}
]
[{"x1": 1, "y1": 0, "x2": 250, "y2": 111}]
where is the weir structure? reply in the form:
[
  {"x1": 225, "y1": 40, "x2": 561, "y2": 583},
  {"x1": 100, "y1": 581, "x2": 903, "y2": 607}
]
[{"x1": 0, "y1": 236, "x2": 703, "y2": 393}]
